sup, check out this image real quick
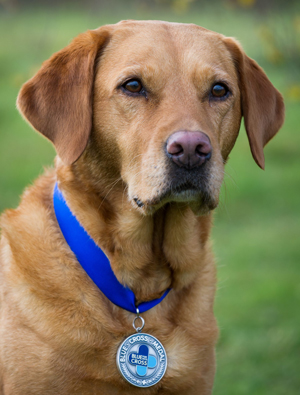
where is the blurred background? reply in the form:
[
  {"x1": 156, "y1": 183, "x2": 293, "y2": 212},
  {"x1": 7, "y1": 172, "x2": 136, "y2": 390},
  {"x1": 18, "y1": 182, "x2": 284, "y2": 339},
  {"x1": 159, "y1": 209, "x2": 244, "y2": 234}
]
[{"x1": 0, "y1": 0, "x2": 299, "y2": 393}]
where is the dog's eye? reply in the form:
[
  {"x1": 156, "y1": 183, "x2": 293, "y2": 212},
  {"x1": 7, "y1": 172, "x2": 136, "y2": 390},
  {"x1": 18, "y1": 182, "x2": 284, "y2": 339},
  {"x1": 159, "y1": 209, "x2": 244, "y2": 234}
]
[
  {"x1": 123, "y1": 79, "x2": 143, "y2": 94},
  {"x1": 211, "y1": 84, "x2": 228, "y2": 98}
]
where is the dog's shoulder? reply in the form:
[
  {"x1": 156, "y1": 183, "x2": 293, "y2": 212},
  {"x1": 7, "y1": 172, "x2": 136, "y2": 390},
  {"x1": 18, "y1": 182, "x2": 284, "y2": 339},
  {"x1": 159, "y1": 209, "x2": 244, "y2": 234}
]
[
  {"x1": 0, "y1": 169, "x2": 72, "y2": 299},
  {"x1": 1, "y1": 169, "x2": 57, "y2": 255}
]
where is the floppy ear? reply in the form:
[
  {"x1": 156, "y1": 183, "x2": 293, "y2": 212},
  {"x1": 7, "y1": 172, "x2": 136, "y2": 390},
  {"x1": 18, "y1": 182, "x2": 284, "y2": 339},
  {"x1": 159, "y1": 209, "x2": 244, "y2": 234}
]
[
  {"x1": 17, "y1": 27, "x2": 111, "y2": 165},
  {"x1": 223, "y1": 38, "x2": 285, "y2": 169}
]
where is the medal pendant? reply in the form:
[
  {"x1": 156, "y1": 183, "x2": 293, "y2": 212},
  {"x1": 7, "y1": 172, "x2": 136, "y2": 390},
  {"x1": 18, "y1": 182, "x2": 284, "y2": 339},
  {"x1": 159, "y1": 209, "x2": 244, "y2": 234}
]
[
  {"x1": 116, "y1": 332, "x2": 167, "y2": 388},
  {"x1": 116, "y1": 310, "x2": 167, "y2": 388}
]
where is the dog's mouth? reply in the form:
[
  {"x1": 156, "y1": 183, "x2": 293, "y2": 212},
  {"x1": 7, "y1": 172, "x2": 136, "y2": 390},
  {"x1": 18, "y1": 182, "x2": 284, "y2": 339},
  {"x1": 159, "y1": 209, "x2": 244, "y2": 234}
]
[
  {"x1": 132, "y1": 177, "x2": 217, "y2": 215},
  {"x1": 160, "y1": 181, "x2": 200, "y2": 202}
]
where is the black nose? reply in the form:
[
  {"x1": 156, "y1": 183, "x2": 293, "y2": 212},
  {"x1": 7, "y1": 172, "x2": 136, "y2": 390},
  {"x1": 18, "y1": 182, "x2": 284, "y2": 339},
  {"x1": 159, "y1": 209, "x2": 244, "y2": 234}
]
[{"x1": 166, "y1": 131, "x2": 212, "y2": 169}]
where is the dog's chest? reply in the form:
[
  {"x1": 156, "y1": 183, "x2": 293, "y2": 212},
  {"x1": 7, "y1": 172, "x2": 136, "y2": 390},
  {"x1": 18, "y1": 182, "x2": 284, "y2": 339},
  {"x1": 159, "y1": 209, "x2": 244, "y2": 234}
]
[{"x1": 64, "y1": 326, "x2": 207, "y2": 393}]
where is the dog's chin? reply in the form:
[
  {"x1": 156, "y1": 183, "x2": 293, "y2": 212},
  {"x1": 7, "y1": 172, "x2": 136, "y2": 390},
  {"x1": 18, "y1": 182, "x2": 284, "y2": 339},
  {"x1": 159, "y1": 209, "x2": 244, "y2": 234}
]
[{"x1": 131, "y1": 188, "x2": 218, "y2": 216}]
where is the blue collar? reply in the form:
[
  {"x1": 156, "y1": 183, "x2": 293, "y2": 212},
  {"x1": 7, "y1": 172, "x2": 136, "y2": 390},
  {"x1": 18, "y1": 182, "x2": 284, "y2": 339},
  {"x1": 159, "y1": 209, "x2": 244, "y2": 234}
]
[{"x1": 53, "y1": 183, "x2": 170, "y2": 314}]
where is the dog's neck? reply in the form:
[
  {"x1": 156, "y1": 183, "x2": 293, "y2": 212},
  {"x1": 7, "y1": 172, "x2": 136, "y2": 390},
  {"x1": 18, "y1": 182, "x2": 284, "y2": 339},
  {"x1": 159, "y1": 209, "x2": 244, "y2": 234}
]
[{"x1": 56, "y1": 158, "x2": 212, "y2": 303}]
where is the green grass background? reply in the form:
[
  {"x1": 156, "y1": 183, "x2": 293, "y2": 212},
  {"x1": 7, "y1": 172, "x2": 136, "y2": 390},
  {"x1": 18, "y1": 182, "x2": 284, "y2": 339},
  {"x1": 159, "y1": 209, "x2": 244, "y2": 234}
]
[{"x1": 0, "y1": 3, "x2": 299, "y2": 394}]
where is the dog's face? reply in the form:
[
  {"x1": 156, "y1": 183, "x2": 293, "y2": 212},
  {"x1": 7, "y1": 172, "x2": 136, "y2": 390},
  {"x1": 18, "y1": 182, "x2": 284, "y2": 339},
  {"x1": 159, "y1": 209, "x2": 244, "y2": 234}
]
[
  {"x1": 92, "y1": 22, "x2": 241, "y2": 214},
  {"x1": 17, "y1": 21, "x2": 284, "y2": 215}
]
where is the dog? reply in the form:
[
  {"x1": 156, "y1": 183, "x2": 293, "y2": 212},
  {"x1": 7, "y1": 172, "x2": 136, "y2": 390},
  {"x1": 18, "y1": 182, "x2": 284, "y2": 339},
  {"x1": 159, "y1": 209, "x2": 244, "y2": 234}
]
[{"x1": 0, "y1": 20, "x2": 284, "y2": 394}]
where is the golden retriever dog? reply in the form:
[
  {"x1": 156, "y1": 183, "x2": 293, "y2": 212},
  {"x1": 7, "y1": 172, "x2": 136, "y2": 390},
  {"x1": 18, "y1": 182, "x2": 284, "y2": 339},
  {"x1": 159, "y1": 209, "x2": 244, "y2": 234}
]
[{"x1": 0, "y1": 21, "x2": 284, "y2": 394}]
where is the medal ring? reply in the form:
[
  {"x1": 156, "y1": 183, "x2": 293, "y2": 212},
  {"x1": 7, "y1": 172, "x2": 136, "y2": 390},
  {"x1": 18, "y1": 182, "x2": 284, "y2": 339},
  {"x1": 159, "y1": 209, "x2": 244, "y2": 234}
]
[{"x1": 133, "y1": 315, "x2": 145, "y2": 332}]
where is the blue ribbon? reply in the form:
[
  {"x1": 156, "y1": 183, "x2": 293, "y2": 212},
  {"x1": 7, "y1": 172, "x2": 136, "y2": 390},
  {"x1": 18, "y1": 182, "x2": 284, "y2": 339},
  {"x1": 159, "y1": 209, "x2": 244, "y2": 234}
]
[{"x1": 53, "y1": 183, "x2": 170, "y2": 314}]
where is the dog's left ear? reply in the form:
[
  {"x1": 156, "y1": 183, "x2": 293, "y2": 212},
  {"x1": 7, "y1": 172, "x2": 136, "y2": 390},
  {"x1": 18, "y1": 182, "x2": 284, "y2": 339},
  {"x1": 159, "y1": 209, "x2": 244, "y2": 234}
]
[
  {"x1": 223, "y1": 37, "x2": 285, "y2": 169},
  {"x1": 17, "y1": 27, "x2": 111, "y2": 165}
]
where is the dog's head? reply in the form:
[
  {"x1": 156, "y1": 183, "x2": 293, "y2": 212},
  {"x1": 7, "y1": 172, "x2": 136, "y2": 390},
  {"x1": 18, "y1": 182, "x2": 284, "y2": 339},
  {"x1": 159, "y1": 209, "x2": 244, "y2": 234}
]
[{"x1": 17, "y1": 21, "x2": 284, "y2": 215}]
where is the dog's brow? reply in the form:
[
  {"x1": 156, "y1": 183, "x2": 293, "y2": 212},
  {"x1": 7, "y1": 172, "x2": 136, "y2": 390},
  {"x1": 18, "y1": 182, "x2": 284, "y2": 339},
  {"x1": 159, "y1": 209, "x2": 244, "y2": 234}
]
[
  {"x1": 116, "y1": 67, "x2": 143, "y2": 85},
  {"x1": 115, "y1": 64, "x2": 163, "y2": 87},
  {"x1": 192, "y1": 66, "x2": 234, "y2": 88}
]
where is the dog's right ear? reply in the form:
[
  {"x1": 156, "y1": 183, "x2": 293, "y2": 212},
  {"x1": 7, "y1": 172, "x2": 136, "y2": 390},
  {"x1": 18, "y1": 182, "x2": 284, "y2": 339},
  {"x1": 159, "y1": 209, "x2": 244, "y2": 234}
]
[{"x1": 17, "y1": 27, "x2": 111, "y2": 165}]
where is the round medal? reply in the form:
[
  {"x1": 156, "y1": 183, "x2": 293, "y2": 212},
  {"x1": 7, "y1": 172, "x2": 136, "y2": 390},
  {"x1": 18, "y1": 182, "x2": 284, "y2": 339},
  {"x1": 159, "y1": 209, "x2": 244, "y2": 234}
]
[{"x1": 116, "y1": 333, "x2": 167, "y2": 388}]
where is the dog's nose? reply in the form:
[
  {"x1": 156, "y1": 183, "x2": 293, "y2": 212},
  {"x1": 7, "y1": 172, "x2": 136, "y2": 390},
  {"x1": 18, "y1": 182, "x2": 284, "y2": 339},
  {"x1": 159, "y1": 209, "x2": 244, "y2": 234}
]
[{"x1": 166, "y1": 131, "x2": 212, "y2": 169}]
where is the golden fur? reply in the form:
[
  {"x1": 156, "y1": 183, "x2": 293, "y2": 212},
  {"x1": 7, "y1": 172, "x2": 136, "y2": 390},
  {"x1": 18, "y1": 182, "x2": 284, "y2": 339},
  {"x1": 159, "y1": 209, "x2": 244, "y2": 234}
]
[{"x1": 0, "y1": 21, "x2": 284, "y2": 394}]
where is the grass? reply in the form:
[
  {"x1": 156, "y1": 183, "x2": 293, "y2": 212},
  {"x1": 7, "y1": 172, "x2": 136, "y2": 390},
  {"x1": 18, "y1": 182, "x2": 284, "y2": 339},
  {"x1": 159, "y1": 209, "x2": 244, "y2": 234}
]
[
  {"x1": 0, "y1": 4, "x2": 299, "y2": 394},
  {"x1": 213, "y1": 98, "x2": 300, "y2": 394}
]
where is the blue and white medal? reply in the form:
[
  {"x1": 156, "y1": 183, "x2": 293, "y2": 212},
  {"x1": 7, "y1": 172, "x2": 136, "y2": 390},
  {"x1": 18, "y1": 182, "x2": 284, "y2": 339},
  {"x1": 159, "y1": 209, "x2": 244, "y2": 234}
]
[
  {"x1": 116, "y1": 309, "x2": 167, "y2": 388},
  {"x1": 53, "y1": 185, "x2": 169, "y2": 389}
]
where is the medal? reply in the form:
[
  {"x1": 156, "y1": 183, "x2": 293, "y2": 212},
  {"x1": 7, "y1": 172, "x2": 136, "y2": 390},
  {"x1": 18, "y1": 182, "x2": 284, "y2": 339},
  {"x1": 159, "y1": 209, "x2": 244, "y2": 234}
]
[
  {"x1": 53, "y1": 184, "x2": 169, "y2": 388},
  {"x1": 116, "y1": 309, "x2": 167, "y2": 388}
]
